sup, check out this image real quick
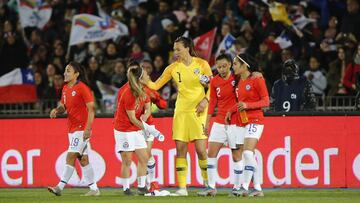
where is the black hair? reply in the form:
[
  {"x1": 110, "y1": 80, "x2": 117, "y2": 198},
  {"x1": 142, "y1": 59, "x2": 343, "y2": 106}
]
[
  {"x1": 174, "y1": 36, "x2": 197, "y2": 57},
  {"x1": 237, "y1": 53, "x2": 258, "y2": 72},
  {"x1": 68, "y1": 61, "x2": 89, "y2": 85},
  {"x1": 216, "y1": 53, "x2": 232, "y2": 63}
]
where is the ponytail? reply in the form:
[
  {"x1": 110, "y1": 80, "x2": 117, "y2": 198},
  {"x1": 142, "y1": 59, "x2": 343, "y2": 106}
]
[
  {"x1": 174, "y1": 36, "x2": 197, "y2": 57},
  {"x1": 127, "y1": 61, "x2": 146, "y2": 99}
]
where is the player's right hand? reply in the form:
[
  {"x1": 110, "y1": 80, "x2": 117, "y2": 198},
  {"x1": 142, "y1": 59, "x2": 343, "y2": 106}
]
[{"x1": 50, "y1": 109, "x2": 57, "y2": 118}]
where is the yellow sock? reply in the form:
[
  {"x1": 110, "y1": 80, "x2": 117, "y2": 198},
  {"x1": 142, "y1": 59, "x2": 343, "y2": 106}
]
[
  {"x1": 175, "y1": 157, "x2": 187, "y2": 188},
  {"x1": 198, "y1": 159, "x2": 208, "y2": 182}
]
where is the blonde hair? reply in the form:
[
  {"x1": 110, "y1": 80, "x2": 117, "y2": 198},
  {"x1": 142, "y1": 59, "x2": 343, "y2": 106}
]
[{"x1": 127, "y1": 61, "x2": 146, "y2": 99}]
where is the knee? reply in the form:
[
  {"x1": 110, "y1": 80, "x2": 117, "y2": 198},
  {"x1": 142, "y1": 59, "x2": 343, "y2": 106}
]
[
  {"x1": 122, "y1": 157, "x2": 132, "y2": 168},
  {"x1": 66, "y1": 153, "x2": 77, "y2": 165},
  {"x1": 243, "y1": 150, "x2": 254, "y2": 161},
  {"x1": 176, "y1": 148, "x2": 187, "y2": 158},
  {"x1": 80, "y1": 156, "x2": 89, "y2": 166},
  {"x1": 196, "y1": 150, "x2": 207, "y2": 160}
]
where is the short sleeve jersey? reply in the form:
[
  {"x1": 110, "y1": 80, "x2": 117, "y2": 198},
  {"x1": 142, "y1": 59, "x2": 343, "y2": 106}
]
[{"x1": 61, "y1": 81, "x2": 94, "y2": 133}]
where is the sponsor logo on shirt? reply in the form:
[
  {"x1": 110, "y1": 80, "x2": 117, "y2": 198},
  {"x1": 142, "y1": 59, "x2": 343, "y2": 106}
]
[
  {"x1": 72, "y1": 91, "x2": 77, "y2": 96},
  {"x1": 291, "y1": 93, "x2": 297, "y2": 99}
]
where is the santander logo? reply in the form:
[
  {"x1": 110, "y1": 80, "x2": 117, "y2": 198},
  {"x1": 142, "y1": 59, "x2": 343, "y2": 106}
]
[{"x1": 55, "y1": 150, "x2": 106, "y2": 186}]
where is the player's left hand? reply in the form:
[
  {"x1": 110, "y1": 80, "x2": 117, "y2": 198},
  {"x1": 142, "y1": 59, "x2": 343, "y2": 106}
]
[
  {"x1": 196, "y1": 98, "x2": 208, "y2": 116},
  {"x1": 83, "y1": 129, "x2": 91, "y2": 141},
  {"x1": 238, "y1": 102, "x2": 247, "y2": 111}
]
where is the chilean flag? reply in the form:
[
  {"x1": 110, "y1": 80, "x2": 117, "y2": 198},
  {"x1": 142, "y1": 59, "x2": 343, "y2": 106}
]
[{"x1": 0, "y1": 68, "x2": 37, "y2": 103}]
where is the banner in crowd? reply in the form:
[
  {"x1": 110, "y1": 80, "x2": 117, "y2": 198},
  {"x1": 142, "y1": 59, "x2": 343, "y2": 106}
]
[
  {"x1": 215, "y1": 33, "x2": 236, "y2": 58},
  {"x1": 0, "y1": 117, "x2": 359, "y2": 188},
  {"x1": 0, "y1": 68, "x2": 37, "y2": 103},
  {"x1": 193, "y1": 28, "x2": 217, "y2": 61},
  {"x1": 69, "y1": 14, "x2": 128, "y2": 46},
  {"x1": 17, "y1": 0, "x2": 52, "y2": 29}
]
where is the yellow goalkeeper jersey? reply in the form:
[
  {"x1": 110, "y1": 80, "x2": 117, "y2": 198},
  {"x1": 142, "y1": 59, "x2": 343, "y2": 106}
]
[{"x1": 147, "y1": 57, "x2": 212, "y2": 112}]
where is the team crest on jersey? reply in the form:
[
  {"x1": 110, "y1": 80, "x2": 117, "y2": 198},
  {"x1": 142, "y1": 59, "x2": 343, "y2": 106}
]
[
  {"x1": 194, "y1": 68, "x2": 200, "y2": 75},
  {"x1": 245, "y1": 84, "x2": 251, "y2": 90},
  {"x1": 231, "y1": 80, "x2": 236, "y2": 86},
  {"x1": 71, "y1": 91, "x2": 76, "y2": 96},
  {"x1": 123, "y1": 142, "x2": 129, "y2": 148}
]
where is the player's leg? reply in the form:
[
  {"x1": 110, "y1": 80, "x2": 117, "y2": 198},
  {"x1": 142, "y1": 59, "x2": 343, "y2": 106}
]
[
  {"x1": 114, "y1": 130, "x2": 138, "y2": 195},
  {"x1": 48, "y1": 132, "x2": 81, "y2": 196},
  {"x1": 79, "y1": 153, "x2": 100, "y2": 196},
  {"x1": 197, "y1": 121, "x2": 228, "y2": 197},
  {"x1": 135, "y1": 148, "x2": 150, "y2": 195},
  {"x1": 239, "y1": 124, "x2": 264, "y2": 197},
  {"x1": 231, "y1": 146, "x2": 243, "y2": 190},
  {"x1": 172, "y1": 140, "x2": 189, "y2": 196},
  {"x1": 190, "y1": 112, "x2": 208, "y2": 187},
  {"x1": 197, "y1": 141, "x2": 222, "y2": 197},
  {"x1": 120, "y1": 151, "x2": 133, "y2": 195},
  {"x1": 195, "y1": 139, "x2": 208, "y2": 186},
  {"x1": 133, "y1": 130, "x2": 150, "y2": 195},
  {"x1": 47, "y1": 152, "x2": 77, "y2": 196},
  {"x1": 230, "y1": 125, "x2": 245, "y2": 191}
]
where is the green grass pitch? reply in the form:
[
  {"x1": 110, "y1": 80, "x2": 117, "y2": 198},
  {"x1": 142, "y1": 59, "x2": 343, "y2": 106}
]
[{"x1": 0, "y1": 188, "x2": 359, "y2": 203}]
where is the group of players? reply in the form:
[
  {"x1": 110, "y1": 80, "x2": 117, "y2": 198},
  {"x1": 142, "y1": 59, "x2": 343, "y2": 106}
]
[{"x1": 46, "y1": 36, "x2": 270, "y2": 197}]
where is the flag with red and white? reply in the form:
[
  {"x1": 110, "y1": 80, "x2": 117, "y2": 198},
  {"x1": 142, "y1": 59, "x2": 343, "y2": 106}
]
[
  {"x1": 17, "y1": 0, "x2": 52, "y2": 29},
  {"x1": 193, "y1": 28, "x2": 217, "y2": 61},
  {"x1": 0, "y1": 68, "x2": 37, "y2": 104}
]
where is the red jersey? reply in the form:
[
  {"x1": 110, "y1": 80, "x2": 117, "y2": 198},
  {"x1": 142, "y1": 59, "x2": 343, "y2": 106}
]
[
  {"x1": 115, "y1": 82, "x2": 167, "y2": 126},
  {"x1": 114, "y1": 85, "x2": 150, "y2": 132},
  {"x1": 231, "y1": 77, "x2": 269, "y2": 126},
  {"x1": 208, "y1": 74, "x2": 238, "y2": 124},
  {"x1": 61, "y1": 81, "x2": 94, "y2": 133}
]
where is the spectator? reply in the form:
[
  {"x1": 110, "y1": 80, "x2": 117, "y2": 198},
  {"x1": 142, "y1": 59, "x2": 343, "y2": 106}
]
[
  {"x1": 87, "y1": 57, "x2": 109, "y2": 100},
  {"x1": 146, "y1": 34, "x2": 168, "y2": 61},
  {"x1": 101, "y1": 42, "x2": 120, "y2": 77},
  {"x1": 271, "y1": 59, "x2": 316, "y2": 112},
  {"x1": 111, "y1": 59, "x2": 127, "y2": 88},
  {"x1": 341, "y1": 0, "x2": 360, "y2": 39},
  {"x1": 327, "y1": 47, "x2": 350, "y2": 96},
  {"x1": 153, "y1": 55, "x2": 166, "y2": 80},
  {"x1": 304, "y1": 56, "x2": 327, "y2": 96},
  {"x1": 148, "y1": 0, "x2": 178, "y2": 37},
  {"x1": 128, "y1": 42, "x2": 150, "y2": 62},
  {"x1": 0, "y1": 32, "x2": 28, "y2": 76},
  {"x1": 343, "y1": 44, "x2": 360, "y2": 95},
  {"x1": 69, "y1": 43, "x2": 89, "y2": 65}
]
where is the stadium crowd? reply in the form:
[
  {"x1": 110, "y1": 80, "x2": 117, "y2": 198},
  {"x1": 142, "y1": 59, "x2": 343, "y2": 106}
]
[{"x1": 1, "y1": 0, "x2": 360, "y2": 112}]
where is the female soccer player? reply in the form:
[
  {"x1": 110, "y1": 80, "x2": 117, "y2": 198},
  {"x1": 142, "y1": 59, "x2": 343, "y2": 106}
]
[
  {"x1": 142, "y1": 36, "x2": 212, "y2": 196},
  {"x1": 115, "y1": 74, "x2": 167, "y2": 192},
  {"x1": 227, "y1": 53, "x2": 269, "y2": 197},
  {"x1": 197, "y1": 54, "x2": 244, "y2": 196},
  {"x1": 48, "y1": 62, "x2": 99, "y2": 196},
  {"x1": 113, "y1": 61, "x2": 151, "y2": 195}
]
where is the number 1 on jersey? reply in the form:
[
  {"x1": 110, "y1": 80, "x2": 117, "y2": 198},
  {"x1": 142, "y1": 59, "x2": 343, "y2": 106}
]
[{"x1": 176, "y1": 72, "x2": 182, "y2": 83}]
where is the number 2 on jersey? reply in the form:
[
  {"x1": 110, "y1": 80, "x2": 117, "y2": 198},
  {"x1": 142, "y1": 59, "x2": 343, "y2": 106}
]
[{"x1": 216, "y1": 87, "x2": 221, "y2": 97}]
